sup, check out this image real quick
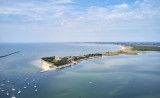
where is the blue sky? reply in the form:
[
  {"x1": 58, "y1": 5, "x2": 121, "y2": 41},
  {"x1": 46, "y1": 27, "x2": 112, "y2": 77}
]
[{"x1": 0, "y1": 0, "x2": 160, "y2": 42}]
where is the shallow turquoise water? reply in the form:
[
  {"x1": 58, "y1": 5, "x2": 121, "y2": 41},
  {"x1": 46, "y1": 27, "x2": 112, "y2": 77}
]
[{"x1": 0, "y1": 43, "x2": 160, "y2": 98}]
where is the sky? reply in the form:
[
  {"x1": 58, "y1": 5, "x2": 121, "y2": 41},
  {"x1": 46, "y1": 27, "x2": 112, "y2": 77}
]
[{"x1": 0, "y1": 0, "x2": 160, "y2": 43}]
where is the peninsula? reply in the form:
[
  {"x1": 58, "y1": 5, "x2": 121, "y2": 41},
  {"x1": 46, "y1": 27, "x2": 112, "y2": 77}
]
[{"x1": 40, "y1": 43, "x2": 160, "y2": 73}]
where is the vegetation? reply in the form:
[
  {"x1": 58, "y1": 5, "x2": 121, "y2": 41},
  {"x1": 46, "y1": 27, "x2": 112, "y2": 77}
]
[
  {"x1": 42, "y1": 57, "x2": 69, "y2": 66},
  {"x1": 102, "y1": 50, "x2": 138, "y2": 56},
  {"x1": 54, "y1": 57, "x2": 68, "y2": 66},
  {"x1": 42, "y1": 56, "x2": 55, "y2": 62},
  {"x1": 42, "y1": 53, "x2": 103, "y2": 67},
  {"x1": 132, "y1": 46, "x2": 160, "y2": 51}
]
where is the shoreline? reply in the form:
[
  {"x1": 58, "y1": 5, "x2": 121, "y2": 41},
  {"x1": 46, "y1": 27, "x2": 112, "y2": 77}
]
[{"x1": 40, "y1": 44, "x2": 160, "y2": 73}]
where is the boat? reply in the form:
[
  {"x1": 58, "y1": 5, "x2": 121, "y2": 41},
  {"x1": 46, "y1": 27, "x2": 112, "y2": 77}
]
[
  {"x1": 34, "y1": 85, "x2": 37, "y2": 88},
  {"x1": 35, "y1": 89, "x2": 38, "y2": 92},
  {"x1": 1, "y1": 89, "x2": 4, "y2": 92},
  {"x1": 1, "y1": 83, "x2": 5, "y2": 86},
  {"x1": 24, "y1": 86, "x2": 26, "y2": 89},
  {"x1": 89, "y1": 82, "x2": 93, "y2": 84},
  {"x1": 11, "y1": 95, "x2": 16, "y2": 98},
  {"x1": 11, "y1": 88, "x2": 16, "y2": 98},
  {"x1": 12, "y1": 87, "x2": 15, "y2": 91},
  {"x1": 6, "y1": 91, "x2": 9, "y2": 96},
  {"x1": 18, "y1": 90, "x2": 21, "y2": 94}
]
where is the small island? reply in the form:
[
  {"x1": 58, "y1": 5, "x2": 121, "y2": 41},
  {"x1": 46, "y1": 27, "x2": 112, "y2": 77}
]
[{"x1": 40, "y1": 43, "x2": 160, "y2": 73}]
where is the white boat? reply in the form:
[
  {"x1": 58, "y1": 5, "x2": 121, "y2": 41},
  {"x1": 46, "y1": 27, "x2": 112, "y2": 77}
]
[
  {"x1": 18, "y1": 90, "x2": 21, "y2": 94},
  {"x1": 1, "y1": 89, "x2": 4, "y2": 92},
  {"x1": 1, "y1": 83, "x2": 5, "y2": 86},
  {"x1": 35, "y1": 89, "x2": 38, "y2": 92},
  {"x1": 24, "y1": 86, "x2": 26, "y2": 89},
  {"x1": 6, "y1": 92, "x2": 9, "y2": 96},
  {"x1": 12, "y1": 87, "x2": 15, "y2": 91},
  {"x1": 89, "y1": 82, "x2": 93, "y2": 84},
  {"x1": 11, "y1": 96, "x2": 16, "y2": 98},
  {"x1": 11, "y1": 89, "x2": 16, "y2": 98},
  {"x1": 34, "y1": 85, "x2": 37, "y2": 88}
]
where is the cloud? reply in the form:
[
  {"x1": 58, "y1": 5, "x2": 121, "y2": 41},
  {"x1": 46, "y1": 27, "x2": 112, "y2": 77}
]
[
  {"x1": 0, "y1": 0, "x2": 74, "y2": 21},
  {"x1": 114, "y1": 3, "x2": 129, "y2": 9},
  {"x1": 51, "y1": 0, "x2": 74, "y2": 4},
  {"x1": 0, "y1": 0, "x2": 160, "y2": 42},
  {"x1": 0, "y1": 0, "x2": 159, "y2": 22}
]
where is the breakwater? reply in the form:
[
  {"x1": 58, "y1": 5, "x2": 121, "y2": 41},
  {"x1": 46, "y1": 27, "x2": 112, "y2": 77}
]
[{"x1": 0, "y1": 51, "x2": 20, "y2": 57}]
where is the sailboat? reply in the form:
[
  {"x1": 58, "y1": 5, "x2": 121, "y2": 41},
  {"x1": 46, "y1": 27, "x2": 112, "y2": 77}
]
[
  {"x1": 1, "y1": 83, "x2": 5, "y2": 86},
  {"x1": 11, "y1": 96, "x2": 16, "y2": 98},
  {"x1": 18, "y1": 89, "x2": 21, "y2": 94},
  {"x1": 11, "y1": 90, "x2": 16, "y2": 98},
  {"x1": 1, "y1": 79, "x2": 5, "y2": 86},
  {"x1": 34, "y1": 85, "x2": 37, "y2": 88},
  {"x1": 11, "y1": 94, "x2": 16, "y2": 98},
  {"x1": 6, "y1": 91, "x2": 9, "y2": 96},
  {"x1": 35, "y1": 89, "x2": 38, "y2": 92},
  {"x1": 12, "y1": 86, "x2": 15, "y2": 91},
  {"x1": 1, "y1": 89, "x2": 4, "y2": 92},
  {"x1": 24, "y1": 86, "x2": 26, "y2": 89}
]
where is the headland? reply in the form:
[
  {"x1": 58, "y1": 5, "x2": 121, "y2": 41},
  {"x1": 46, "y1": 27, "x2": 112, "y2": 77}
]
[{"x1": 40, "y1": 43, "x2": 160, "y2": 73}]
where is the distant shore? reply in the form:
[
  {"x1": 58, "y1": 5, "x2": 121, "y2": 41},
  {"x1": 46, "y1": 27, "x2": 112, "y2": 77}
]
[{"x1": 40, "y1": 44, "x2": 160, "y2": 73}]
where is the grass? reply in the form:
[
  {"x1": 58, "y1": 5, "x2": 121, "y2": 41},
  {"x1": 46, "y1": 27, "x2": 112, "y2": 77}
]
[
  {"x1": 102, "y1": 50, "x2": 139, "y2": 56},
  {"x1": 132, "y1": 46, "x2": 160, "y2": 51}
]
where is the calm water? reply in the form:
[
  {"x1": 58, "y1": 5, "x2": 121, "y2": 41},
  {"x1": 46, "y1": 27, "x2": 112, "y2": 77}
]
[{"x1": 0, "y1": 43, "x2": 160, "y2": 98}]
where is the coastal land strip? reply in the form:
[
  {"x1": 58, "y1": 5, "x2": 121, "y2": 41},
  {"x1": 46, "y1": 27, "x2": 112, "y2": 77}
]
[{"x1": 40, "y1": 44, "x2": 160, "y2": 73}]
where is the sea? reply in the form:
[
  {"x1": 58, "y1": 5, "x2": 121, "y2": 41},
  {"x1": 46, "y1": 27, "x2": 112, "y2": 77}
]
[{"x1": 0, "y1": 43, "x2": 160, "y2": 98}]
